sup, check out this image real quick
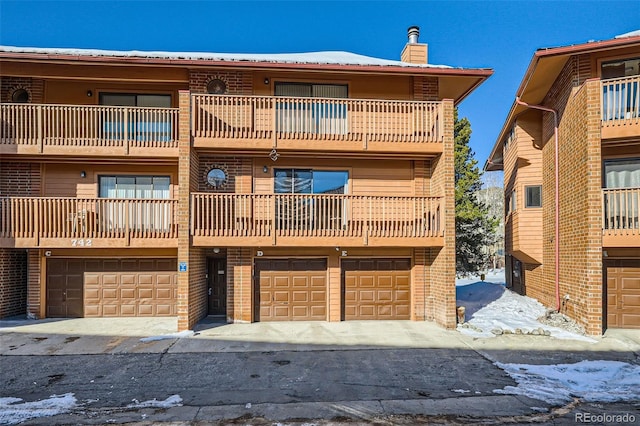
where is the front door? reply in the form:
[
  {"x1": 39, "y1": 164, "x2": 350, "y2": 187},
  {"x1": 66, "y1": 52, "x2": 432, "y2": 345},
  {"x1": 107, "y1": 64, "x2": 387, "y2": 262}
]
[
  {"x1": 47, "y1": 259, "x2": 84, "y2": 318},
  {"x1": 207, "y1": 258, "x2": 227, "y2": 316}
]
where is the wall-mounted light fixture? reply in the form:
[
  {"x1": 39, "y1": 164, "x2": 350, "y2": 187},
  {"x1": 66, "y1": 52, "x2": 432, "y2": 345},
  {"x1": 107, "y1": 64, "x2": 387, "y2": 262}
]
[
  {"x1": 213, "y1": 247, "x2": 220, "y2": 254},
  {"x1": 86, "y1": 90, "x2": 93, "y2": 97},
  {"x1": 263, "y1": 165, "x2": 269, "y2": 173},
  {"x1": 80, "y1": 171, "x2": 87, "y2": 178},
  {"x1": 264, "y1": 78, "x2": 270, "y2": 85}
]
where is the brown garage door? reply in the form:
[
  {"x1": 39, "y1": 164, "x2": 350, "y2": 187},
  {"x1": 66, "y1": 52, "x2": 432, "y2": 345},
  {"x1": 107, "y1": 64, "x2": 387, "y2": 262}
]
[
  {"x1": 254, "y1": 258, "x2": 327, "y2": 321},
  {"x1": 607, "y1": 261, "x2": 640, "y2": 329},
  {"x1": 47, "y1": 258, "x2": 177, "y2": 318},
  {"x1": 343, "y1": 258, "x2": 411, "y2": 320}
]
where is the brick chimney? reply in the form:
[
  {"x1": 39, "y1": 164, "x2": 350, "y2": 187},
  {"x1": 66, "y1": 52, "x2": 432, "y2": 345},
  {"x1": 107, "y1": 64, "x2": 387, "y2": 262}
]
[{"x1": 401, "y1": 26, "x2": 428, "y2": 64}]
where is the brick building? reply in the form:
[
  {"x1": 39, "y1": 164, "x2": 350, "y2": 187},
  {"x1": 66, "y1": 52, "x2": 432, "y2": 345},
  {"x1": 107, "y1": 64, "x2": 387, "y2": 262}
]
[
  {"x1": 1, "y1": 28, "x2": 491, "y2": 330},
  {"x1": 486, "y1": 30, "x2": 640, "y2": 334}
]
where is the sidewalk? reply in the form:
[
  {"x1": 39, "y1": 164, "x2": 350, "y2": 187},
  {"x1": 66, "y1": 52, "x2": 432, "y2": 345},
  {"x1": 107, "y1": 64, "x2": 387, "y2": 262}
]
[{"x1": 1, "y1": 316, "x2": 639, "y2": 360}]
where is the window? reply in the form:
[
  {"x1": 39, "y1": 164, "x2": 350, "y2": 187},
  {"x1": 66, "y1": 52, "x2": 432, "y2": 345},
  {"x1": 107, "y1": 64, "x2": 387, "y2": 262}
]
[
  {"x1": 11, "y1": 88, "x2": 29, "y2": 103},
  {"x1": 274, "y1": 169, "x2": 348, "y2": 194},
  {"x1": 275, "y1": 83, "x2": 348, "y2": 134},
  {"x1": 525, "y1": 185, "x2": 542, "y2": 208},
  {"x1": 603, "y1": 159, "x2": 640, "y2": 230},
  {"x1": 99, "y1": 176, "x2": 170, "y2": 199},
  {"x1": 601, "y1": 58, "x2": 640, "y2": 121},
  {"x1": 99, "y1": 93, "x2": 173, "y2": 141},
  {"x1": 206, "y1": 168, "x2": 227, "y2": 189},
  {"x1": 509, "y1": 190, "x2": 517, "y2": 213},
  {"x1": 274, "y1": 169, "x2": 349, "y2": 230}
]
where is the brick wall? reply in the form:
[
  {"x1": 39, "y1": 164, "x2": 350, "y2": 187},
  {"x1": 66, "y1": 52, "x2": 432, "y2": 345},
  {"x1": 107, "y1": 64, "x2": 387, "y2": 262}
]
[
  {"x1": 199, "y1": 156, "x2": 253, "y2": 193},
  {"x1": 26, "y1": 249, "x2": 40, "y2": 318},
  {"x1": 428, "y1": 99, "x2": 456, "y2": 328},
  {"x1": 1, "y1": 77, "x2": 44, "y2": 103},
  {"x1": 177, "y1": 90, "x2": 193, "y2": 331},
  {"x1": 0, "y1": 163, "x2": 41, "y2": 196},
  {"x1": 413, "y1": 77, "x2": 439, "y2": 101},
  {"x1": 189, "y1": 70, "x2": 253, "y2": 95},
  {"x1": 0, "y1": 249, "x2": 28, "y2": 318},
  {"x1": 227, "y1": 247, "x2": 252, "y2": 322},
  {"x1": 537, "y1": 54, "x2": 603, "y2": 334}
]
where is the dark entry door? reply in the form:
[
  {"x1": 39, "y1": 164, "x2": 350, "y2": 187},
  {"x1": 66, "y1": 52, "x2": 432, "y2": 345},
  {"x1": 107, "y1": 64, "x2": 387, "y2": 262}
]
[
  {"x1": 47, "y1": 259, "x2": 84, "y2": 317},
  {"x1": 208, "y1": 258, "x2": 227, "y2": 315}
]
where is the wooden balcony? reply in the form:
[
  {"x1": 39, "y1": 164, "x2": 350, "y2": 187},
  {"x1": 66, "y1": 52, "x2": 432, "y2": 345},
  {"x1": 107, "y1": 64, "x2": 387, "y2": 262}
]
[
  {"x1": 0, "y1": 103, "x2": 179, "y2": 157},
  {"x1": 601, "y1": 76, "x2": 640, "y2": 140},
  {"x1": 0, "y1": 197, "x2": 178, "y2": 248},
  {"x1": 191, "y1": 193, "x2": 443, "y2": 247},
  {"x1": 603, "y1": 188, "x2": 640, "y2": 247},
  {"x1": 191, "y1": 94, "x2": 444, "y2": 155}
]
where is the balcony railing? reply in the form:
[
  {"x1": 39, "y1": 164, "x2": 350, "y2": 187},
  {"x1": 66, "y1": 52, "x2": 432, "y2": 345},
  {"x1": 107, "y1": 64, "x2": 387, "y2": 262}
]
[
  {"x1": 601, "y1": 76, "x2": 640, "y2": 126},
  {"x1": 603, "y1": 188, "x2": 639, "y2": 237},
  {"x1": 191, "y1": 193, "x2": 442, "y2": 246},
  {"x1": 192, "y1": 94, "x2": 443, "y2": 148},
  {"x1": 0, "y1": 103, "x2": 179, "y2": 154},
  {"x1": 0, "y1": 197, "x2": 178, "y2": 246}
]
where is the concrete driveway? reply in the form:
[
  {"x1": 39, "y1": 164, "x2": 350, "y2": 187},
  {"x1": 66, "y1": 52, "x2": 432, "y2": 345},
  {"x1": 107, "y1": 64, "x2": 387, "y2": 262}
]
[{"x1": 1, "y1": 317, "x2": 639, "y2": 425}]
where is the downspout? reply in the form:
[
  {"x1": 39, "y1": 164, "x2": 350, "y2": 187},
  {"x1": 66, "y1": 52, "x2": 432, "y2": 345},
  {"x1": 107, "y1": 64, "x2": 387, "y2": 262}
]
[{"x1": 515, "y1": 97, "x2": 561, "y2": 312}]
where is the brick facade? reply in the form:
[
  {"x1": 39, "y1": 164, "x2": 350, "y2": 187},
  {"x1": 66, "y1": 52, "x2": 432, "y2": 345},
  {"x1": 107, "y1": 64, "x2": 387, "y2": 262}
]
[
  {"x1": 189, "y1": 70, "x2": 253, "y2": 95},
  {"x1": 0, "y1": 249, "x2": 28, "y2": 318},
  {"x1": 1, "y1": 77, "x2": 44, "y2": 103},
  {"x1": 0, "y1": 162, "x2": 41, "y2": 196},
  {"x1": 428, "y1": 99, "x2": 456, "y2": 328}
]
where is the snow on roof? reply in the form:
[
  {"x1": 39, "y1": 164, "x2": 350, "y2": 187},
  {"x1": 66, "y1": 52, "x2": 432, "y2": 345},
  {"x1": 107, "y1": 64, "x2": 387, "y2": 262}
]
[
  {"x1": 0, "y1": 45, "x2": 453, "y2": 69},
  {"x1": 615, "y1": 29, "x2": 640, "y2": 39}
]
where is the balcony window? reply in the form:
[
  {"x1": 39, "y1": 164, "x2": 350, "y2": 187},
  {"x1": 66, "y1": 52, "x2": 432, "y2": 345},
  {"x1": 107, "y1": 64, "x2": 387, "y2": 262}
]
[
  {"x1": 525, "y1": 185, "x2": 542, "y2": 208},
  {"x1": 603, "y1": 159, "x2": 640, "y2": 230},
  {"x1": 98, "y1": 175, "x2": 172, "y2": 232},
  {"x1": 99, "y1": 93, "x2": 173, "y2": 141},
  {"x1": 601, "y1": 58, "x2": 640, "y2": 121},
  {"x1": 274, "y1": 169, "x2": 348, "y2": 230},
  {"x1": 275, "y1": 83, "x2": 348, "y2": 134},
  {"x1": 99, "y1": 176, "x2": 170, "y2": 199}
]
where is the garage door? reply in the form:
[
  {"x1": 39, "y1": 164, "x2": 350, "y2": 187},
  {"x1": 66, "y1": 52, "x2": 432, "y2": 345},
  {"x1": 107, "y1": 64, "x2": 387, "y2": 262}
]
[
  {"x1": 607, "y1": 261, "x2": 640, "y2": 329},
  {"x1": 254, "y1": 258, "x2": 327, "y2": 321},
  {"x1": 342, "y1": 258, "x2": 411, "y2": 320},
  {"x1": 47, "y1": 258, "x2": 177, "y2": 318}
]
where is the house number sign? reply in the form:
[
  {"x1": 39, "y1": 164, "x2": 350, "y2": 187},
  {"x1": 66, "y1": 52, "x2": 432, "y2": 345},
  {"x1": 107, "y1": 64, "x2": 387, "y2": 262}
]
[{"x1": 71, "y1": 239, "x2": 92, "y2": 247}]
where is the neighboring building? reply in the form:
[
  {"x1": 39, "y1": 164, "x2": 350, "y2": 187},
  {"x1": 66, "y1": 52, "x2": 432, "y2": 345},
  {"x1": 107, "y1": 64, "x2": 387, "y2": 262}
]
[
  {"x1": 486, "y1": 30, "x2": 640, "y2": 334},
  {"x1": 0, "y1": 27, "x2": 491, "y2": 330}
]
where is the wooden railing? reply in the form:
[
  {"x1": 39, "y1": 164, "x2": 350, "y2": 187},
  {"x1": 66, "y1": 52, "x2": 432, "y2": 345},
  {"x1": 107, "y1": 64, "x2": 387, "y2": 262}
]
[
  {"x1": 0, "y1": 197, "x2": 178, "y2": 241},
  {"x1": 0, "y1": 103, "x2": 179, "y2": 152},
  {"x1": 191, "y1": 193, "x2": 442, "y2": 241},
  {"x1": 601, "y1": 76, "x2": 640, "y2": 126},
  {"x1": 603, "y1": 188, "x2": 640, "y2": 236},
  {"x1": 192, "y1": 94, "x2": 443, "y2": 144}
]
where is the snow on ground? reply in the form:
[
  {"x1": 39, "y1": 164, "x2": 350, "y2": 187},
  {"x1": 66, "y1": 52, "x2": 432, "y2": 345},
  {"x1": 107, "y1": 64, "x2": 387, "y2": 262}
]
[
  {"x1": 127, "y1": 395, "x2": 183, "y2": 409},
  {"x1": 456, "y1": 271, "x2": 595, "y2": 342},
  {"x1": 0, "y1": 393, "x2": 77, "y2": 425},
  {"x1": 494, "y1": 360, "x2": 640, "y2": 405},
  {"x1": 139, "y1": 330, "x2": 194, "y2": 342}
]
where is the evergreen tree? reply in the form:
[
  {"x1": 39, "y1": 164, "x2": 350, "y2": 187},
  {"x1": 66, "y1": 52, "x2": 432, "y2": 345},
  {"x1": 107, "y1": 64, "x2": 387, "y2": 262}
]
[{"x1": 454, "y1": 109, "x2": 497, "y2": 276}]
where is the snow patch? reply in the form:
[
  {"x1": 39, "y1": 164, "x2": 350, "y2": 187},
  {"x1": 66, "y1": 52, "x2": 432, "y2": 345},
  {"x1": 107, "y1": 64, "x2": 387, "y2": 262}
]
[
  {"x1": 140, "y1": 330, "x2": 194, "y2": 342},
  {"x1": 494, "y1": 360, "x2": 640, "y2": 405},
  {"x1": 615, "y1": 29, "x2": 640, "y2": 39},
  {"x1": 451, "y1": 389, "x2": 471, "y2": 394},
  {"x1": 0, "y1": 45, "x2": 455, "y2": 69},
  {"x1": 127, "y1": 394, "x2": 183, "y2": 408},
  {"x1": 0, "y1": 393, "x2": 77, "y2": 425},
  {"x1": 456, "y1": 281, "x2": 595, "y2": 342}
]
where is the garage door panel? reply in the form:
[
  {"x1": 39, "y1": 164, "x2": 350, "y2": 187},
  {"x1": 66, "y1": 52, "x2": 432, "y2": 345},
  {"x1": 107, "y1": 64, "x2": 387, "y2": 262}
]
[
  {"x1": 255, "y1": 259, "x2": 327, "y2": 321},
  {"x1": 607, "y1": 264, "x2": 640, "y2": 329},
  {"x1": 47, "y1": 258, "x2": 177, "y2": 318},
  {"x1": 343, "y1": 258, "x2": 411, "y2": 320}
]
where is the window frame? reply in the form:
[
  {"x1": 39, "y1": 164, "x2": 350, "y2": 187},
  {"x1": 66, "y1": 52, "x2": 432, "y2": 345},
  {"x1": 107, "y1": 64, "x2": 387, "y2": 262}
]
[
  {"x1": 524, "y1": 185, "x2": 542, "y2": 208},
  {"x1": 98, "y1": 175, "x2": 171, "y2": 199}
]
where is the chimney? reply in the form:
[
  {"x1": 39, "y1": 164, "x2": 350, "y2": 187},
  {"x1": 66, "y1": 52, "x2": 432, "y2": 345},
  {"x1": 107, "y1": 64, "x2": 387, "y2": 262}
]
[{"x1": 401, "y1": 26, "x2": 428, "y2": 64}]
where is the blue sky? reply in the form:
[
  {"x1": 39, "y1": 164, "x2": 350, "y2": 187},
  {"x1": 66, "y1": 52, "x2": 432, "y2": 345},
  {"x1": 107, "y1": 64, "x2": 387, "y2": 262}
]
[{"x1": 1, "y1": 1, "x2": 639, "y2": 166}]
